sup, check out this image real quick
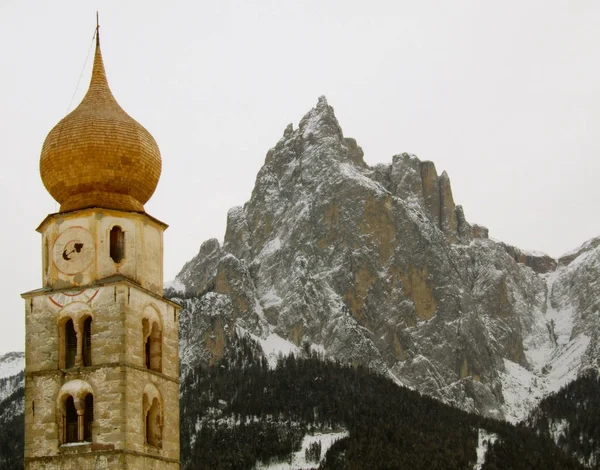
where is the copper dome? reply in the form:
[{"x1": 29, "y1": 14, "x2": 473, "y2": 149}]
[{"x1": 40, "y1": 36, "x2": 161, "y2": 213}]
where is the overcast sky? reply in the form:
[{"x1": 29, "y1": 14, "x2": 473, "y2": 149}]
[{"x1": 1, "y1": 0, "x2": 598, "y2": 354}]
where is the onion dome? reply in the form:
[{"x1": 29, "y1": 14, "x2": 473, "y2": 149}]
[{"x1": 40, "y1": 34, "x2": 161, "y2": 213}]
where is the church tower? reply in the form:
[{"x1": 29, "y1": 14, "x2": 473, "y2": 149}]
[{"x1": 22, "y1": 27, "x2": 180, "y2": 469}]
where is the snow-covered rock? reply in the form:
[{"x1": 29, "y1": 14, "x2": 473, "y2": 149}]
[{"x1": 0, "y1": 352, "x2": 24, "y2": 402}]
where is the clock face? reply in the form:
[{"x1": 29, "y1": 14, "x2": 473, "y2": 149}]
[{"x1": 53, "y1": 227, "x2": 95, "y2": 275}]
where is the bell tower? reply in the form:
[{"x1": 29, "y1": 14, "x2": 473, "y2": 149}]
[{"x1": 22, "y1": 25, "x2": 180, "y2": 469}]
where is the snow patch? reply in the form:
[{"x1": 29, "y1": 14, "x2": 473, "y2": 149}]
[
  {"x1": 258, "y1": 237, "x2": 282, "y2": 259},
  {"x1": 310, "y1": 343, "x2": 325, "y2": 356},
  {"x1": 549, "y1": 418, "x2": 568, "y2": 445},
  {"x1": 473, "y1": 429, "x2": 498, "y2": 470},
  {"x1": 261, "y1": 287, "x2": 283, "y2": 309},
  {"x1": 251, "y1": 333, "x2": 300, "y2": 369},
  {"x1": 545, "y1": 333, "x2": 590, "y2": 394},
  {"x1": 500, "y1": 359, "x2": 545, "y2": 424},
  {"x1": 254, "y1": 430, "x2": 348, "y2": 469},
  {"x1": 338, "y1": 162, "x2": 388, "y2": 196},
  {"x1": 559, "y1": 236, "x2": 599, "y2": 260},
  {"x1": 500, "y1": 332, "x2": 590, "y2": 423},
  {"x1": 521, "y1": 248, "x2": 551, "y2": 258}
]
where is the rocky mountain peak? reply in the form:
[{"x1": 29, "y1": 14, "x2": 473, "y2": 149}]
[{"x1": 174, "y1": 98, "x2": 599, "y2": 422}]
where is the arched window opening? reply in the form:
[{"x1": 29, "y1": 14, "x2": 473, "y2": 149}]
[
  {"x1": 145, "y1": 397, "x2": 162, "y2": 448},
  {"x1": 110, "y1": 226, "x2": 125, "y2": 263},
  {"x1": 65, "y1": 319, "x2": 77, "y2": 369},
  {"x1": 83, "y1": 393, "x2": 93, "y2": 442},
  {"x1": 143, "y1": 319, "x2": 162, "y2": 372},
  {"x1": 82, "y1": 317, "x2": 92, "y2": 367},
  {"x1": 64, "y1": 396, "x2": 78, "y2": 444}
]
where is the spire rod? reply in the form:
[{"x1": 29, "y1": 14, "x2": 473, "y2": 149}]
[{"x1": 95, "y1": 11, "x2": 100, "y2": 46}]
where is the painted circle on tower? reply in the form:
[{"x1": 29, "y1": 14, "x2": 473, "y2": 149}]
[{"x1": 52, "y1": 227, "x2": 95, "y2": 275}]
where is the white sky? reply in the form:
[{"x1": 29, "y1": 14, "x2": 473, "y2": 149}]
[{"x1": 1, "y1": 1, "x2": 598, "y2": 354}]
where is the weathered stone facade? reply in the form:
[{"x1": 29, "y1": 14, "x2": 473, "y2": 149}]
[
  {"x1": 23, "y1": 210, "x2": 180, "y2": 469},
  {"x1": 38, "y1": 208, "x2": 166, "y2": 294}
]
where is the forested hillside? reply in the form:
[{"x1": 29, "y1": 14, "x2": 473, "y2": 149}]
[
  {"x1": 524, "y1": 370, "x2": 600, "y2": 469},
  {"x1": 179, "y1": 333, "x2": 584, "y2": 470},
  {"x1": 0, "y1": 340, "x2": 595, "y2": 468}
]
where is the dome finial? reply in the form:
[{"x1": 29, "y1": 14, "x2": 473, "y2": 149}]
[
  {"x1": 85, "y1": 14, "x2": 112, "y2": 104},
  {"x1": 96, "y1": 11, "x2": 100, "y2": 46}
]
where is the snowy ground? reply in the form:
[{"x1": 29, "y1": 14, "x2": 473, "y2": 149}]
[
  {"x1": 473, "y1": 429, "x2": 498, "y2": 470},
  {"x1": 251, "y1": 332, "x2": 300, "y2": 369},
  {"x1": 254, "y1": 430, "x2": 348, "y2": 470},
  {"x1": 501, "y1": 329, "x2": 590, "y2": 424}
]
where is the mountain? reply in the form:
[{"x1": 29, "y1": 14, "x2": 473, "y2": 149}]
[
  {"x1": 172, "y1": 96, "x2": 600, "y2": 423},
  {"x1": 0, "y1": 352, "x2": 24, "y2": 400},
  {"x1": 0, "y1": 352, "x2": 24, "y2": 470}
]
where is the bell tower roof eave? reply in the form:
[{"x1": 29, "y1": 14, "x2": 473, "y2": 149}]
[
  {"x1": 36, "y1": 207, "x2": 169, "y2": 234},
  {"x1": 22, "y1": 274, "x2": 181, "y2": 310}
]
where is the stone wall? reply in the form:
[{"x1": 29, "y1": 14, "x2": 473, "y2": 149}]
[{"x1": 24, "y1": 242, "x2": 179, "y2": 468}]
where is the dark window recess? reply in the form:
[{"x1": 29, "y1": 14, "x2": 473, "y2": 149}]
[
  {"x1": 110, "y1": 226, "x2": 125, "y2": 263},
  {"x1": 145, "y1": 411, "x2": 150, "y2": 444},
  {"x1": 65, "y1": 320, "x2": 77, "y2": 369},
  {"x1": 145, "y1": 336, "x2": 151, "y2": 369},
  {"x1": 64, "y1": 396, "x2": 78, "y2": 443},
  {"x1": 83, "y1": 317, "x2": 92, "y2": 367},
  {"x1": 84, "y1": 394, "x2": 94, "y2": 442}
]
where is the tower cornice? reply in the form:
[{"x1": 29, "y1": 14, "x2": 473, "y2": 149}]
[{"x1": 36, "y1": 207, "x2": 168, "y2": 234}]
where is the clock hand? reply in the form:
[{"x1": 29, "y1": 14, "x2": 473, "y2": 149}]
[{"x1": 62, "y1": 243, "x2": 85, "y2": 260}]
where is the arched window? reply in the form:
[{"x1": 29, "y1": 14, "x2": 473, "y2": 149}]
[
  {"x1": 64, "y1": 396, "x2": 78, "y2": 444},
  {"x1": 83, "y1": 393, "x2": 94, "y2": 442},
  {"x1": 146, "y1": 398, "x2": 161, "y2": 447},
  {"x1": 142, "y1": 318, "x2": 162, "y2": 372},
  {"x1": 57, "y1": 381, "x2": 94, "y2": 445},
  {"x1": 65, "y1": 319, "x2": 77, "y2": 369},
  {"x1": 62, "y1": 394, "x2": 94, "y2": 443},
  {"x1": 143, "y1": 384, "x2": 163, "y2": 448},
  {"x1": 110, "y1": 226, "x2": 125, "y2": 263},
  {"x1": 82, "y1": 316, "x2": 92, "y2": 367},
  {"x1": 58, "y1": 308, "x2": 94, "y2": 369}
]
